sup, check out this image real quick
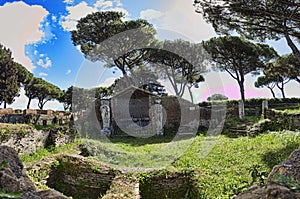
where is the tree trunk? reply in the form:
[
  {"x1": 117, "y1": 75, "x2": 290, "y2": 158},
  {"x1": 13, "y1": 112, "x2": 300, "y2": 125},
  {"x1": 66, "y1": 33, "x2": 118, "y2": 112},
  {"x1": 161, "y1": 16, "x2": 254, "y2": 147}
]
[
  {"x1": 238, "y1": 80, "x2": 245, "y2": 103},
  {"x1": 38, "y1": 101, "x2": 44, "y2": 110},
  {"x1": 281, "y1": 88, "x2": 286, "y2": 99},
  {"x1": 269, "y1": 88, "x2": 276, "y2": 99},
  {"x1": 4, "y1": 101, "x2": 7, "y2": 109},
  {"x1": 284, "y1": 32, "x2": 300, "y2": 64},
  {"x1": 277, "y1": 83, "x2": 286, "y2": 99},
  {"x1": 27, "y1": 98, "x2": 32, "y2": 109},
  {"x1": 95, "y1": 100, "x2": 103, "y2": 129},
  {"x1": 188, "y1": 86, "x2": 194, "y2": 104}
]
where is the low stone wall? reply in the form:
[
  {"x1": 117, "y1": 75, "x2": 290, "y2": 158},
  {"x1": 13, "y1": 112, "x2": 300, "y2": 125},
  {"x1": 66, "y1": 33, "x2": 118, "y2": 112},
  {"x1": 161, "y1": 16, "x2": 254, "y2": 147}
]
[
  {"x1": 47, "y1": 155, "x2": 118, "y2": 199},
  {"x1": 25, "y1": 154, "x2": 198, "y2": 199},
  {"x1": 0, "y1": 108, "x2": 71, "y2": 126},
  {"x1": 0, "y1": 124, "x2": 76, "y2": 154},
  {"x1": 139, "y1": 170, "x2": 197, "y2": 199},
  {"x1": 265, "y1": 110, "x2": 300, "y2": 131}
]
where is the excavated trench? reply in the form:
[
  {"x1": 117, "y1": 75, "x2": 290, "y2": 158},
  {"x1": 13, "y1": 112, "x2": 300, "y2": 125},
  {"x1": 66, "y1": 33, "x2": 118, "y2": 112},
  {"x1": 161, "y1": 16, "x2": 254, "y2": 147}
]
[{"x1": 27, "y1": 154, "x2": 197, "y2": 199}]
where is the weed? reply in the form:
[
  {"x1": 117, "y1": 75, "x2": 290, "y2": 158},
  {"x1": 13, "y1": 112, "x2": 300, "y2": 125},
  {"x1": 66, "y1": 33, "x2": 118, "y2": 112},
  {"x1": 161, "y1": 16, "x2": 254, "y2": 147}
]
[{"x1": 273, "y1": 174, "x2": 300, "y2": 190}]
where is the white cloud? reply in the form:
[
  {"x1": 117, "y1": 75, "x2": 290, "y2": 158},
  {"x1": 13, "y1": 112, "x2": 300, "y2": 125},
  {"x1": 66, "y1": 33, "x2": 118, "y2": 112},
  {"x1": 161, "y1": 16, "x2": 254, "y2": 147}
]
[
  {"x1": 115, "y1": 0, "x2": 122, "y2": 7},
  {"x1": 61, "y1": 1, "x2": 97, "y2": 31},
  {"x1": 94, "y1": 0, "x2": 113, "y2": 9},
  {"x1": 140, "y1": 0, "x2": 216, "y2": 42},
  {"x1": 98, "y1": 77, "x2": 116, "y2": 87},
  {"x1": 64, "y1": 0, "x2": 74, "y2": 4},
  {"x1": 61, "y1": 0, "x2": 129, "y2": 31},
  {"x1": 51, "y1": 15, "x2": 57, "y2": 22},
  {"x1": 66, "y1": 69, "x2": 72, "y2": 75},
  {"x1": 37, "y1": 56, "x2": 52, "y2": 68},
  {"x1": 0, "y1": 2, "x2": 49, "y2": 71},
  {"x1": 76, "y1": 45, "x2": 81, "y2": 51},
  {"x1": 140, "y1": 9, "x2": 164, "y2": 20},
  {"x1": 39, "y1": 72, "x2": 48, "y2": 77}
]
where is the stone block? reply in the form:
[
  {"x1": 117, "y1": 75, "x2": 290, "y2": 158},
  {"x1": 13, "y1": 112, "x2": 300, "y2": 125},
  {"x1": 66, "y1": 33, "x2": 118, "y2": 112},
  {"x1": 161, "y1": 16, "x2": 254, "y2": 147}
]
[
  {"x1": 23, "y1": 109, "x2": 37, "y2": 115},
  {"x1": 37, "y1": 109, "x2": 53, "y2": 115},
  {"x1": 0, "y1": 108, "x2": 13, "y2": 115}
]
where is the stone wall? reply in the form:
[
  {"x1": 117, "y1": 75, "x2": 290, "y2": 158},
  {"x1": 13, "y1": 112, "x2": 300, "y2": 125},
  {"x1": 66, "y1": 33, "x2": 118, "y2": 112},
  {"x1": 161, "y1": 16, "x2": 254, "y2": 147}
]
[
  {"x1": 0, "y1": 123, "x2": 76, "y2": 154},
  {"x1": 47, "y1": 155, "x2": 117, "y2": 199},
  {"x1": 25, "y1": 154, "x2": 199, "y2": 199},
  {"x1": 139, "y1": 170, "x2": 197, "y2": 199},
  {"x1": 0, "y1": 146, "x2": 69, "y2": 199},
  {"x1": 265, "y1": 110, "x2": 300, "y2": 131},
  {"x1": 0, "y1": 108, "x2": 71, "y2": 126}
]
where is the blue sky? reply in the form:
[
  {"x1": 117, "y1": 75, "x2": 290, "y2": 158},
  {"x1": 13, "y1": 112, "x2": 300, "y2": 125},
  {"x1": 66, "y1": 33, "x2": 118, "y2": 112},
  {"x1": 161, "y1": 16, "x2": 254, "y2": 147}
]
[{"x1": 0, "y1": 0, "x2": 298, "y2": 109}]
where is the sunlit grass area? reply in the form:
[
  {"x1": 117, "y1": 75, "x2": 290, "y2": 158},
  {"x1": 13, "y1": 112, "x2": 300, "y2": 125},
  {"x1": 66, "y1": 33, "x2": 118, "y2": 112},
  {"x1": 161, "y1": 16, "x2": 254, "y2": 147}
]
[
  {"x1": 20, "y1": 142, "x2": 79, "y2": 164},
  {"x1": 82, "y1": 130, "x2": 299, "y2": 197},
  {"x1": 82, "y1": 135, "x2": 195, "y2": 168},
  {"x1": 174, "y1": 131, "x2": 300, "y2": 198},
  {"x1": 21, "y1": 130, "x2": 300, "y2": 198}
]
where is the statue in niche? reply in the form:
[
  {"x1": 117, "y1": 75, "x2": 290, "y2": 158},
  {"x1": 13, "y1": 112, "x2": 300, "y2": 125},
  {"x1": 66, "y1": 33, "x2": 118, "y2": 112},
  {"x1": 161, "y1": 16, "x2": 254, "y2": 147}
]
[{"x1": 100, "y1": 105, "x2": 111, "y2": 135}]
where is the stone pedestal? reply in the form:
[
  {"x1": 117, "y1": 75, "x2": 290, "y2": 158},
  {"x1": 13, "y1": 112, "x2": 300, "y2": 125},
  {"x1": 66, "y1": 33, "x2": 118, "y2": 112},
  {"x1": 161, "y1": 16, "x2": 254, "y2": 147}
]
[
  {"x1": 262, "y1": 100, "x2": 268, "y2": 118},
  {"x1": 239, "y1": 100, "x2": 245, "y2": 120}
]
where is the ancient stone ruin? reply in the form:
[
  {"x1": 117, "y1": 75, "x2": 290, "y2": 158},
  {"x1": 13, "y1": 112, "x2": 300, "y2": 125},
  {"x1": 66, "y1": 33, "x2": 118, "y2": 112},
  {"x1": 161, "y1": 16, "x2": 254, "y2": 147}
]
[{"x1": 0, "y1": 145, "x2": 68, "y2": 199}]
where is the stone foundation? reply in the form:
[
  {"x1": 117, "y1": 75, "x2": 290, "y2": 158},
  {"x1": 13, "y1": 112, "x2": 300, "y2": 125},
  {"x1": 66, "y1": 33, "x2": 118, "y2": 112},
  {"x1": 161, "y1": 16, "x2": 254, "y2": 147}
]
[
  {"x1": 0, "y1": 124, "x2": 76, "y2": 154},
  {"x1": 25, "y1": 154, "x2": 198, "y2": 199}
]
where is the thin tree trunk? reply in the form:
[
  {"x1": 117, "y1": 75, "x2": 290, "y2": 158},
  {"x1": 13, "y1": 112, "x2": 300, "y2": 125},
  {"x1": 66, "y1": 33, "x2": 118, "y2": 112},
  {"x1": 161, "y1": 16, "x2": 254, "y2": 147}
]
[
  {"x1": 38, "y1": 101, "x2": 44, "y2": 110},
  {"x1": 238, "y1": 81, "x2": 245, "y2": 103},
  {"x1": 27, "y1": 98, "x2": 32, "y2": 109},
  {"x1": 281, "y1": 88, "x2": 286, "y2": 99},
  {"x1": 268, "y1": 88, "x2": 276, "y2": 99},
  {"x1": 188, "y1": 86, "x2": 194, "y2": 104},
  {"x1": 277, "y1": 83, "x2": 286, "y2": 98},
  {"x1": 4, "y1": 101, "x2": 7, "y2": 109}
]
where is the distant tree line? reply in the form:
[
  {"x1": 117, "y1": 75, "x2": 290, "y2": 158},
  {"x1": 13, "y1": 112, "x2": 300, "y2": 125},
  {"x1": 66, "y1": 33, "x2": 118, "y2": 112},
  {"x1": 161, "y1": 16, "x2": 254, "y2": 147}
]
[{"x1": 0, "y1": 44, "x2": 63, "y2": 110}]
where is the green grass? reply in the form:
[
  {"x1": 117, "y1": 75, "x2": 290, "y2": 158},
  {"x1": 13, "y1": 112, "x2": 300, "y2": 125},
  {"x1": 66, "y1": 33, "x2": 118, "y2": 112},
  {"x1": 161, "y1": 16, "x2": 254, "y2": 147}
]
[
  {"x1": 82, "y1": 136, "x2": 194, "y2": 168},
  {"x1": 33, "y1": 123, "x2": 60, "y2": 131},
  {"x1": 82, "y1": 131, "x2": 299, "y2": 198},
  {"x1": 20, "y1": 127, "x2": 300, "y2": 198},
  {"x1": 20, "y1": 141, "x2": 79, "y2": 164},
  {"x1": 173, "y1": 131, "x2": 300, "y2": 198},
  {"x1": 0, "y1": 123, "x2": 34, "y2": 141},
  {"x1": 281, "y1": 108, "x2": 300, "y2": 114}
]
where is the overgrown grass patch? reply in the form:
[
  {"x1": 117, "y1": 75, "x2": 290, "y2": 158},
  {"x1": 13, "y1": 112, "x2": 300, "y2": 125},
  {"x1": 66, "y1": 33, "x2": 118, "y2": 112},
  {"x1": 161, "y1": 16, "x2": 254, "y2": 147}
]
[
  {"x1": 0, "y1": 123, "x2": 34, "y2": 141},
  {"x1": 280, "y1": 108, "x2": 300, "y2": 114},
  {"x1": 82, "y1": 136, "x2": 193, "y2": 168},
  {"x1": 173, "y1": 131, "x2": 300, "y2": 198},
  {"x1": 81, "y1": 130, "x2": 300, "y2": 198},
  {"x1": 20, "y1": 141, "x2": 79, "y2": 164},
  {"x1": 20, "y1": 128, "x2": 300, "y2": 198}
]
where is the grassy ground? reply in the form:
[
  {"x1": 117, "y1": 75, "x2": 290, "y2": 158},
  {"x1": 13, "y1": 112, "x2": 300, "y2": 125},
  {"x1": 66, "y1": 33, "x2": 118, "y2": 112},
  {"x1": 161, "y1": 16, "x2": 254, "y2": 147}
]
[
  {"x1": 20, "y1": 141, "x2": 79, "y2": 164},
  {"x1": 20, "y1": 129, "x2": 300, "y2": 198},
  {"x1": 81, "y1": 136, "x2": 194, "y2": 168},
  {"x1": 81, "y1": 131, "x2": 300, "y2": 198},
  {"x1": 174, "y1": 131, "x2": 300, "y2": 198}
]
